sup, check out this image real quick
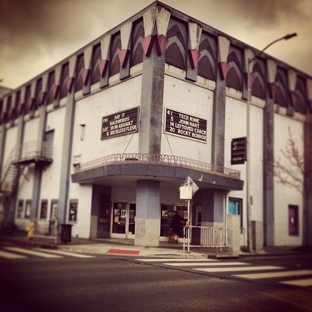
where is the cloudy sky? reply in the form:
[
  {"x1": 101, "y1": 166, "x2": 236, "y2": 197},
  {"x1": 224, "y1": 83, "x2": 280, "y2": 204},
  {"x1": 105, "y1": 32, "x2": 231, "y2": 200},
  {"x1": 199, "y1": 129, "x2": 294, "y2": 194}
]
[{"x1": 1, "y1": 0, "x2": 311, "y2": 89}]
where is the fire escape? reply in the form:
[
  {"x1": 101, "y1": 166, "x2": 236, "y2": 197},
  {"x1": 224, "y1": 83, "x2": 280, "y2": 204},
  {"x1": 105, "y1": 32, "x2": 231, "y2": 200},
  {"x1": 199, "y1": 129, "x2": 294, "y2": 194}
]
[{"x1": 0, "y1": 141, "x2": 53, "y2": 198}]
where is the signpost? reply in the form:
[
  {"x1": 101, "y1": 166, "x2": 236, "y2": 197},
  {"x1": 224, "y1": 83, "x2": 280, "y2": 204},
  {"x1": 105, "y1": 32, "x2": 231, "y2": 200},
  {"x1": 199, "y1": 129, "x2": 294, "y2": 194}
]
[{"x1": 179, "y1": 177, "x2": 199, "y2": 253}]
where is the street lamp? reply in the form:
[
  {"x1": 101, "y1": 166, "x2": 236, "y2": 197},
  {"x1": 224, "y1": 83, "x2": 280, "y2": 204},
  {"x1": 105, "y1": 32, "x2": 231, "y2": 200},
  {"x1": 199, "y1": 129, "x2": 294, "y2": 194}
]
[{"x1": 246, "y1": 33, "x2": 297, "y2": 252}]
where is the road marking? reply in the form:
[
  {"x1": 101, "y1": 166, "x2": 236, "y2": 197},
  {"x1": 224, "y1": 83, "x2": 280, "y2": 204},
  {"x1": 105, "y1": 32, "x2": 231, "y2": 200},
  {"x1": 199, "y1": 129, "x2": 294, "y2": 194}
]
[
  {"x1": 136, "y1": 258, "x2": 218, "y2": 262},
  {"x1": 233, "y1": 270, "x2": 312, "y2": 280},
  {"x1": 4, "y1": 247, "x2": 62, "y2": 258},
  {"x1": 280, "y1": 278, "x2": 312, "y2": 287},
  {"x1": 0, "y1": 250, "x2": 27, "y2": 259},
  {"x1": 164, "y1": 262, "x2": 250, "y2": 267},
  {"x1": 194, "y1": 266, "x2": 284, "y2": 273},
  {"x1": 107, "y1": 248, "x2": 140, "y2": 255},
  {"x1": 33, "y1": 248, "x2": 95, "y2": 258}
]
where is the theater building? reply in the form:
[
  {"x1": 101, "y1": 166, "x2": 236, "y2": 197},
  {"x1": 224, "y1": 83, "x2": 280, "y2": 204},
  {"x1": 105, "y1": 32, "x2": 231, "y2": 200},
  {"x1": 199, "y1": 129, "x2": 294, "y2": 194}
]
[{"x1": 0, "y1": 1, "x2": 311, "y2": 248}]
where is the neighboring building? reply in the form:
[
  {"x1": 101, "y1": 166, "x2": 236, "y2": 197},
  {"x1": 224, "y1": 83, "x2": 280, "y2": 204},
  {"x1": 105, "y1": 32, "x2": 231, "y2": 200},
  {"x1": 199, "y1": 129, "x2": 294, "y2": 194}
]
[{"x1": 0, "y1": 1, "x2": 311, "y2": 248}]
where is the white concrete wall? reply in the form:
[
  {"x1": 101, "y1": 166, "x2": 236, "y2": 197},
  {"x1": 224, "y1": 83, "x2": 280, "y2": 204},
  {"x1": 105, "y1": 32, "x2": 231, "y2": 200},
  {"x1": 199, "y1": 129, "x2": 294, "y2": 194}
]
[
  {"x1": 225, "y1": 93, "x2": 264, "y2": 245},
  {"x1": 67, "y1": 183, "x2": 92, "y2": 238},
  {"x1": 72, "y1": 77, "x2": 142, "y2": 165},
  {"x1": 23, "y1": 117, "x2": 39, "y2": 144},
  {"x1": 274, "y1": 112, "x2": 304, "y2": 246},
  {"x1": 68, "y1": 77, "x2": 142, "y2": 238},
  {"x1": 161, "y1": 75, "x2": 213, "y2": 162},
  {"x1": 36, "y1": 106, "x2": 67, "y2": 221},
  {"x1": 14, "y1": 117, "x2": 39, "y2": 228}
]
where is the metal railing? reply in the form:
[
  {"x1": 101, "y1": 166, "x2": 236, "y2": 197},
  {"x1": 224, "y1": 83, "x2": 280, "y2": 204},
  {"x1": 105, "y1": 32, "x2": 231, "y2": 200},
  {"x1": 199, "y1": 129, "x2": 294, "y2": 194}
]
[
  {"x1": 16, "y1": 141, "x2": 53, "y2": 162},
  {"x1": 74, "y1": 153, "x2": 241, "y2": 179},
  {"x1": 183, "y1": 226, "x2": 228, "y2": 252},
  {"x1": 1, "y1": 141, "x2": 53, "y2": 195},
  {"x1": 2, "y1": 141, "x2": 53, "y2": 177}
]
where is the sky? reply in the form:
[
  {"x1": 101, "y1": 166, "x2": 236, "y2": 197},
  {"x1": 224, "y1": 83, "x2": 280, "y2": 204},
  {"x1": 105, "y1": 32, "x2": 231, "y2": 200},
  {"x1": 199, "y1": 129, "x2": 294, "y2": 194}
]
[{"x1": 0, "y1": 0, "x2": 311, "y2": 89}]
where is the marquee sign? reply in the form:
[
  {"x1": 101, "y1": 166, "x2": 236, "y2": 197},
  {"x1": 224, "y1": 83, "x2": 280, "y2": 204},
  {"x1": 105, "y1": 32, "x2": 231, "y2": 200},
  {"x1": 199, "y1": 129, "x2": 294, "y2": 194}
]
[
  {"x1": 101, "y1": 107, "x2": 139, "y2": 140},
  {"x1": 165, "y1": 108, "x2": 207, "y2": 142}
]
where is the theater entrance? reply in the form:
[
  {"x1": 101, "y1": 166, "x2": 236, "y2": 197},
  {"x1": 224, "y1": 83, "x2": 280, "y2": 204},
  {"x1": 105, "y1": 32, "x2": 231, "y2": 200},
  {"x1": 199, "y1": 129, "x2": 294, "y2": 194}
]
[{"x1": 111, "y1": 202, "x2": 136, "y2": 239}]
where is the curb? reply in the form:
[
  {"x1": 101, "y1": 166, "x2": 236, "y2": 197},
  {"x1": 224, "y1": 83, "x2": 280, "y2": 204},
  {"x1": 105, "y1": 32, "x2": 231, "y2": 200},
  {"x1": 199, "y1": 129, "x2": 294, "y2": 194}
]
[
  {"x1": 1, "y1": 236, "x2": 58, "y2": 249},
  {"x1": 1, "y1": 236, "x2": 310, "y2": 258}
]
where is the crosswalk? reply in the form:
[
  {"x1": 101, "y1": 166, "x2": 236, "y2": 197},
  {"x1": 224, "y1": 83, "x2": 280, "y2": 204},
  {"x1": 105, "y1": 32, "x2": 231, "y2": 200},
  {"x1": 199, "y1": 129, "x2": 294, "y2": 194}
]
[
  {"x1": 0, "y1": 247, "x2": 95, "y2": 260},
  {"x1": 136, "y1": 258, "x2": 312, "y2": 288}
]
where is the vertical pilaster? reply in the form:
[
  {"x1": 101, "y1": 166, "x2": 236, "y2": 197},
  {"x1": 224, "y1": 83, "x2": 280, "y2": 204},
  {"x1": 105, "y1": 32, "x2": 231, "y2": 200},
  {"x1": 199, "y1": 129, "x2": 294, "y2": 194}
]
[
  {"x1": 0, "y1": 97, "x2": 8, "y2": 220},
  {"x1": 31, "y1": 74, "x2": 48, "y2": 220},
  {"x1": 200, "y1": 189, "x2": 224, "y2": 227},
  {"x1": 263, "y1": 59, "x2": 277, "y2": 247},
  {"x1": 58, "y1": 56, "x2": 77, "y2": 225},
  {"x1": 12, "y1": 89, "x2": 26, "y2": 221},
  {"x1": 212, "y1": 36, "x2": 229, "y2": 167},
  {"x1": 135, "y1": 180, "x2": 160, "y2": 246},
  {"x1": 305, "y1": 79, "x2": 312, "y2": 246},
  {"x1": 139, "y1": 13, "x2": 166, "y2": 154}
]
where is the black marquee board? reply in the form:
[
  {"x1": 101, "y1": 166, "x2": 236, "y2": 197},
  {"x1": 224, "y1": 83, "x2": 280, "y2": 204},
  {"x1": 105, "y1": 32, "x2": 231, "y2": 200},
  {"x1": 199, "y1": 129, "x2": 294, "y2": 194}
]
[
  {"x1": 165, "y1": 108, "x2": 207, "y2": 142},
  {"x1": 101, "y1": 107, "x2": 139, "y2": 140}
]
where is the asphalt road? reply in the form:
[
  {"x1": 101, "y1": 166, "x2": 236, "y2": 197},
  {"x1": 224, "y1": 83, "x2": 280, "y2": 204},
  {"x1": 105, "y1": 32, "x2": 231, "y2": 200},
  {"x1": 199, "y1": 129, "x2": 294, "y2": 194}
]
[{"x1": 0, "y1": 244, "x2": 312, "y2": 312}]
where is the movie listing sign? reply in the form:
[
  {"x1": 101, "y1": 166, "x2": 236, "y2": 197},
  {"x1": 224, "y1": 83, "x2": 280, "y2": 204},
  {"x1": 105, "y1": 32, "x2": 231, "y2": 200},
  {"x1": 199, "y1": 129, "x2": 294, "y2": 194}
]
[
  {"x1": 165, "y1": 108, "x2": 207, "y2": 142},
  {"x1": 101, "y1": 107, "x2": 139, "y2": 140}
]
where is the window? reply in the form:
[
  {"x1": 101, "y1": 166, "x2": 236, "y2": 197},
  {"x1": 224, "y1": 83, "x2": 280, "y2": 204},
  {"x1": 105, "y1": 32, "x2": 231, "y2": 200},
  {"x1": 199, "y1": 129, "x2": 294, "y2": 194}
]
[
  {"x1": 228, "y1": 197, "x2": 243, "y2": 232},
  {"x1": 17, "y1": 200, "x2": 24, "y2": 218},
  {"x1": 68, "y1": 200, "x2": 78, "y2": 222},
  {"x1": 40, "y1": 200, "x2": 48, "y2": 219},
  {"x1": 25, "y1": 200, "x2": 31, "y2": 219},
  {"x1": 288, "y1": 205, "x2": 299, "y2": 236}
]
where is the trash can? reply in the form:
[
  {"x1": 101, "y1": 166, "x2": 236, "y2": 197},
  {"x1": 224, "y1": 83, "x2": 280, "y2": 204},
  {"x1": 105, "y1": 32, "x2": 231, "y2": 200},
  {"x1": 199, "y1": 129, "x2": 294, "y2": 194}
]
[{"x1": 60, "y1": 224, "x2": 73, "y2": 243}]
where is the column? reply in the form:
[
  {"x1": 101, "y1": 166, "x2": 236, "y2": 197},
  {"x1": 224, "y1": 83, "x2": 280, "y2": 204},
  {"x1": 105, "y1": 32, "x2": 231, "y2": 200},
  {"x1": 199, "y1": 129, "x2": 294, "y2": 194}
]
[{"x1": 135, "y1": 180, "x2": 160, "y2": 246}]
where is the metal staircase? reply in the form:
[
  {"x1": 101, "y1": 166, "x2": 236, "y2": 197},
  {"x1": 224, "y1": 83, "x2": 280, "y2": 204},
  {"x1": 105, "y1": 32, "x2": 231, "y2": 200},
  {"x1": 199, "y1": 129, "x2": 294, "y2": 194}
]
[{"x1": 0, "y1": 141, "x2": 53, "y2": 197}]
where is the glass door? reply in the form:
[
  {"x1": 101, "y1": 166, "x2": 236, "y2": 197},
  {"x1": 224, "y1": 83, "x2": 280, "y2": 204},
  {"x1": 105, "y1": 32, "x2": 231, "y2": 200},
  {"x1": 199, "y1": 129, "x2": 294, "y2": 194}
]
[{"x1": 112, "y1": 202, "x2": 136, "y2": 239}]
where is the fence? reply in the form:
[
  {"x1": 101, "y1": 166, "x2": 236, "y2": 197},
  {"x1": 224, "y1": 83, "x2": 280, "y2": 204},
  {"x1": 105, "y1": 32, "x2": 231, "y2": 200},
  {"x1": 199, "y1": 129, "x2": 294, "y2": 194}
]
[{"x1": 183, "y1": 226, "x2": 228, "y2": 252}]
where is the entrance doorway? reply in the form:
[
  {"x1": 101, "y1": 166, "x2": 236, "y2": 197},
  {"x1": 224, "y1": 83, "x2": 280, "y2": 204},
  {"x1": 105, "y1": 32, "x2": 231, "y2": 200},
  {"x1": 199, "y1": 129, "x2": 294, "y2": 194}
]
[
  {"x1": 160, "y1": 204, "x2": 188, "y2": 240},
  {"x1": 111, "y1": 202, "x2": 136, "y2": 239}
]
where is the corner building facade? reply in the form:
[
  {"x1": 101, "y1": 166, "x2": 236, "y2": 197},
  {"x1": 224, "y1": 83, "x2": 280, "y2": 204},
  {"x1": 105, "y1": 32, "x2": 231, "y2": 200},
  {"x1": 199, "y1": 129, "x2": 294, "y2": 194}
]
[{"x1": 1, "y1": 2, "x2": 312, "y2": 248}]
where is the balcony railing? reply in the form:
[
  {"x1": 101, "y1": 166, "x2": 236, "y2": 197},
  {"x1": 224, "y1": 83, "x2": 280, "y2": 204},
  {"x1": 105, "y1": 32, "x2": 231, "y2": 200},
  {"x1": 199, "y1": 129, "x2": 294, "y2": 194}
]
[
  {"x1": 74, "y1": 153, "x2": 241, "y2": 179},
  {"x1": 2, "y1": 141, "x2": 53, "y2": 178}
]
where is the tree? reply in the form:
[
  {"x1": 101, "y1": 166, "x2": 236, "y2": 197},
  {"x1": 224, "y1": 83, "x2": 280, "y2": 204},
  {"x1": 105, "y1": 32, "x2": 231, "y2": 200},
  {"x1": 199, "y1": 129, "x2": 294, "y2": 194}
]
[
  {"x1": 266, "y1": 126, "x2": 309, "y2": 245},
  {"x1": 271, "y1": 127, "x2": 304, "y2": 194}
]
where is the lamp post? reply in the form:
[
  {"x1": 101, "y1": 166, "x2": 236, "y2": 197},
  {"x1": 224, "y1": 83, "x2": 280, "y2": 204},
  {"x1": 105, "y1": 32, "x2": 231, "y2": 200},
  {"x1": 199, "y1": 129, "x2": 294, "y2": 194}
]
[{"x1": 246, "y1": 33, "x2": 297, "y2": 252}]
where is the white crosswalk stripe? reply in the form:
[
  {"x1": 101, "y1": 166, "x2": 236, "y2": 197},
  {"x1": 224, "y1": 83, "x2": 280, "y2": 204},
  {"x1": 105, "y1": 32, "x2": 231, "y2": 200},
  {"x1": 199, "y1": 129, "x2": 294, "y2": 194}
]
[
  {"x1": 0, "y1": 250, "x2": 27, "y2": 259},
  {"x1": 136, "y1": 258, "x2": 312, "y2": 287},
  {"x1": 194, "y1": 265, "x2": 284, "y2": 273},
  {"x1": 137, "y1": 258, "x2": 218, "y2": 262},
  {"x1": 164, "y1": 261, "x2": 251, "y2": 267},
  {"x1": 33, "y1": 248, "x2": 95, "y2": 258},
  {"x1": 4, "y1": 247, "x2": 62, "y2": 258},
  {"x1": 1, "y1": 247, "x2": 95, "y2": 259},
  {"x1": 233, "y1": 270, "x2": 312, "y2": 280},
  {"x1": 280, "y1": 278, "x2": 312, "y2": 287}
]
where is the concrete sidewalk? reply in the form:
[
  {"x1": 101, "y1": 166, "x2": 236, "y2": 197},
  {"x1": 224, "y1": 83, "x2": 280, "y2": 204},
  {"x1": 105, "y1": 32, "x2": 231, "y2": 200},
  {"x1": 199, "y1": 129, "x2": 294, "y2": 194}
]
[{"x1": 1, "y1": 233, "x2": 311, "y2": 258}]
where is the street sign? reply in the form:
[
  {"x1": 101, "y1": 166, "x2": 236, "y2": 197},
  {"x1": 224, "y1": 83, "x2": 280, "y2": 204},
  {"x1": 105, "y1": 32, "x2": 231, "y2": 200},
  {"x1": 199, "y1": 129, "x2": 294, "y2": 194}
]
[
  {"x1": 231, "y1": 137, "x2": 247, "y2": 165},
  {"x1": 180, "y1": 186, "x2": 192, "y2": 200},
  {"x1": 179, "y1": 177, "x2": 199, "y2": 198}
]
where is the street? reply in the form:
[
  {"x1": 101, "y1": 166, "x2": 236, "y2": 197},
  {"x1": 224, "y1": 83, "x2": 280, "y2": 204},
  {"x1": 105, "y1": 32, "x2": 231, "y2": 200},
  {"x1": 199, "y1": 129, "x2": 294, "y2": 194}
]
[{"x1": 0, "y1": 242, "x2": 312, "y2": 312}]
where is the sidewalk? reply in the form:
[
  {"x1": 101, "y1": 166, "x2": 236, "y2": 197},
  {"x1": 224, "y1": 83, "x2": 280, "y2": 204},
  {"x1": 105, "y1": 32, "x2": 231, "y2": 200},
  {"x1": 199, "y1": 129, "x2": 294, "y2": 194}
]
[{"x1": 1, "y1": 232, "x2": 311, "y2": 258}]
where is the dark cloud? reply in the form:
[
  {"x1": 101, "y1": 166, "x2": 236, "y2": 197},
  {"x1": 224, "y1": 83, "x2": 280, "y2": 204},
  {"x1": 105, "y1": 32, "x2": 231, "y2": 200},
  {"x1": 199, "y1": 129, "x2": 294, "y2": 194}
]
[
  {"x1": 0, "y1": 0, "x2": 107, "y2": 60},
  {"x1": 226, "y1": 0, "x2": 310, "y2": 27},
  {"x1": 0, "y1": 0, "x2": 310, "y2": 88}
]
